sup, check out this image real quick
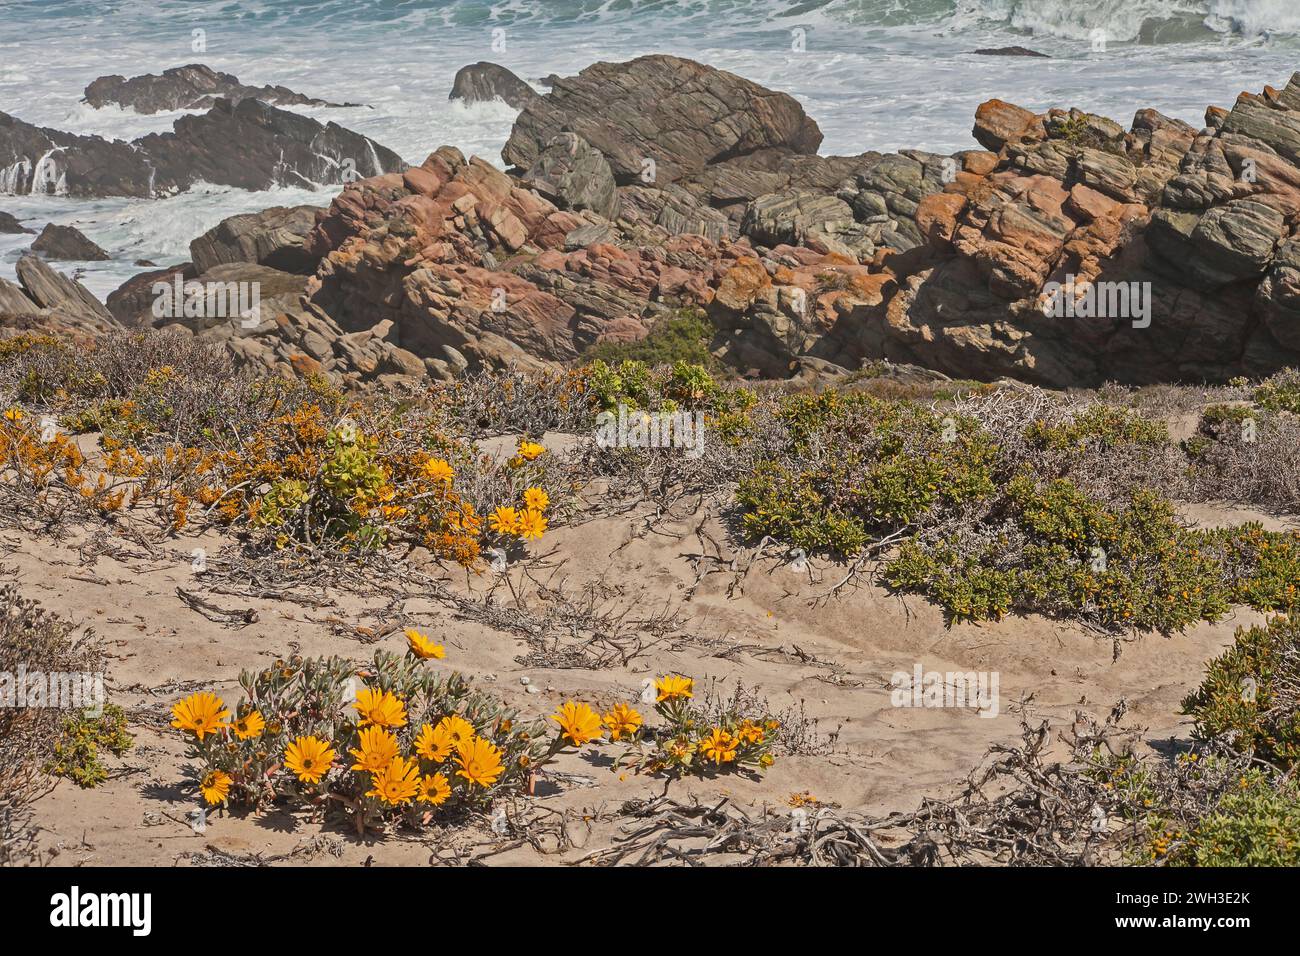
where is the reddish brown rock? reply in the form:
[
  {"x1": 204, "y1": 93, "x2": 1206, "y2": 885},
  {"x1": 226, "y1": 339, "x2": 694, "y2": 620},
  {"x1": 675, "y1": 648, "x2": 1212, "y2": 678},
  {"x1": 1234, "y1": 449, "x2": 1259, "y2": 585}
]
[
  {"x1": 916, "y1": 192, "x2": 968, "y2": 246},
  {"x1": 713, "y1": 258, "x2": 773, "y2": 313},
  {"x1": 973, "y1": 99, "x2": 1040, "y2": 152}
]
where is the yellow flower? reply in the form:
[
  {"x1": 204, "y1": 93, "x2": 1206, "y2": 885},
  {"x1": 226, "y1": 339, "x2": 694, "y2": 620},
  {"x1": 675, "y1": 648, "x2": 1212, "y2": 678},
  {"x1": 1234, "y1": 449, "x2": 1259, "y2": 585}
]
[
  {"x1": 455, "y1": 736, "x2": 505, "y2": 788},
  {"x1": 2, "y1": 407, "x2": 22, "y2": 423},
  {"x1": 489, "y1": 506, "x2": 520, "y2": 535},
  {"x1": 602, "y1": 703, "x2": 643, "y2": 741},
  {"x1": 414, "y1": 722, "x2": 452, "y2": 763},
  {"x1": 353, "y1": 687, "x2": 407, "y2": 728},
  {"x1": 698, "y1": 728, "x2": 738, "y2": 764},
  {"x1": 171, "y1": 692, "x2": 230, "y2": 740},
  {"x1": 366, "y1": 755, "x2": 421, "y2": 806},
  {"x1": 417, "y1": 772, "x2": 451, "y2": 806},
  {"x1": 759, "y1": 753, "x2": 775, "y2": 768},
  {"x1": 517, "y1": 508, "x2": 548, "y2": 540},
  {"x1": 231, "y1": 710, "x2": 265, "y2": 741},
  {"x1": 737, "y1": 720, "x2": 764, "y2": 744},
  {"x1": 423, "y1": 457, "x2": 455, "y2": 484},
  {"x1": 199, "y1": 769, "x2": 231, "y2": 805},
  {"x1": 551, "y1": 701, "x2": 603, "y2": 747},
  {"x1": 404, "y1": 628, "x2": 446, "y2": 660},
  {"x1": 349, "y1": 726, "x2": 400, "y2": 773},
  {"x1": 284, "y1": 736, "x2": 336, "y2": 784},
  {"x1": 523, "y1": 487, "x2": 549, "y2": 511},
  {"x1": 436, "y1": 714, "x2": 476, "y2": 746},
  {"x1": 654, "y1": 674, "x2": 694, "y2": 703},
  {"x1": 517, "y1": 440, "x2": 545, "y2": 461}
]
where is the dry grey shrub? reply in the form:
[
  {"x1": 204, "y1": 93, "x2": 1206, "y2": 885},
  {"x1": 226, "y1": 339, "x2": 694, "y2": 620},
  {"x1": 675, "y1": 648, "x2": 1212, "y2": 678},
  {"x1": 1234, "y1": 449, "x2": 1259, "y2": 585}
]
[
  {"x1": 434, "y1": 366, "x2": 599, "y2": 440},
  {"x1": 59, "y1": 328, "x2": 234, "y2": 398},
  {"x1": 503, "y1": 571, "x2": 687, "y2": 669},
  {"x1": 0, "y1": 328, "x2": 230, "y2": 401},
  {"x1": 567, "y1": 440, "x2": 748, "y2": 518},
  {"x1": 0, "y1": 329, "x2": 331, "y2": 453},
  {"x1": 1103, "y1": 380, "x2": 1252, "y2": 417},
  {"x1": 0, "y1": 581, "x2": 103, "y2": 865},
  {"x1": 1187, "y1": 408, "x2": 1300, "y2": 513},
  {"x1": 570, "y1": 704, "x2": 1270, "y2": 867},
  {"x1": 951, "y1": 387, "x2": 1191, "y2": 505}
]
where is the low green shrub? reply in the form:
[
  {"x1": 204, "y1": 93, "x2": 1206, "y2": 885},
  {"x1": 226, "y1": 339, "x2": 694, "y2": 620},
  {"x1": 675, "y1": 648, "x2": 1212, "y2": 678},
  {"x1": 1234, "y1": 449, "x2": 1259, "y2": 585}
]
[
  {"x1": 583, "y1": 358, "x2": 721, "y2": 413},
  {"x1": 1172, "y1": 774, "x2": 1300, "y2": 866},
  {"x1": 581, "y1": 310, "x2": 718, "y2": 370},
  {"x1": 1182, "y1": 615, "x2": 1300, "y2": 769},
  {"x1": 885, "y1": 479, "x2": 1230, "y2": 631},
  {"x1": 1254, "y1": 369, "x2": 1300, "y2": 414},
  {"x1": 737, "y1": 462, "x2": 871, "y2": 555},
  {"x1": 737, "y1": 392, "x2": 999, "y2": 556},
  {"x1": 44, "y1": 703, "x2": 133, "y2": 788},
  {"x1": 885, "y1": 537, "x2": 1018, "y2": 622},
  {"x1": 1025, "y1": 404, "x2": 1168, "y2": 451}
]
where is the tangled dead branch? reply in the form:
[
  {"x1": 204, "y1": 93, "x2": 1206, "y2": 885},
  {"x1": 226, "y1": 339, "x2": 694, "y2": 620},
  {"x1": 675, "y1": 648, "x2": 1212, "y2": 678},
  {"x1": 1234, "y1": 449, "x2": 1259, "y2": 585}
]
[{"x1": 558, "y1": 705, "x2": 1209, "y2": 867}]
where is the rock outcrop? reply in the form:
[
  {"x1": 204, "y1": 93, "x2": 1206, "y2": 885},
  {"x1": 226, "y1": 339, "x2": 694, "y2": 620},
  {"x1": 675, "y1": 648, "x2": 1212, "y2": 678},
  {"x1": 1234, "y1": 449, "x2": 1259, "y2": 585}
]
[
  {"x1": 14, "y1": 255, "x2": 113, "y2": 323},
  {"x1": 299, "y1": 144, "x2": 738, "y2": 378},
  {"x1": 0, "y1": 256, "x2": 119, "y2": 344},
  {"x1": 0, "y1": 277, "x2": 39, "y2": 316},
  {"x1": 189, "y1": 205, "x2": 323, "y2": 275},
  {"x1": 30, "y1": 223, "x2": 110, "y2": 261},
  {"x1": 138, "y1": 98, "x2": 405, "y2": 193},
  {"x1": 862, "y1": 86, "x2": 1298, "y2": 385},
  {"x1": 0, "y1": 112, "x2": 164, "y2": 197},
  {"x1": 0, "y1": 211, "x2": 31, "y2": 233},
  {"x1": 499, "y1": 55, "x2": 894, "y2": 247},
  {"x1": 737, "y1": 150, "x2": 956, "y2": 259},
  {"x1": 105, "y1": 263, "x2": 196, "y2": 327},
  {"x1": 289, "y1": 59, "x2": 1300, "y2": 387},
  {"x1": 973, "y1": 47, "x2": 1050, "y2": 58},
  {"x1": 136, "y1": 260, "x2": 435, "y2": 388},
  {"x1": 449, "y1": 63, "x2": 541, "y2": 110},
  {"x1": 84, "y1": 64, "x2": 354, "y2": 113},
  {"x1": 519, "y1": 133, "x2": 619, "y2": 220},
  {"x1": 20, "y1": 56, "x2": 1300, "y2": 391},
  {"x1": 503, "y1": 55, "x2": 823, "y2": 185},
  {"x1": 1, "y1": 99, "x2": 404, "y2": 198}
]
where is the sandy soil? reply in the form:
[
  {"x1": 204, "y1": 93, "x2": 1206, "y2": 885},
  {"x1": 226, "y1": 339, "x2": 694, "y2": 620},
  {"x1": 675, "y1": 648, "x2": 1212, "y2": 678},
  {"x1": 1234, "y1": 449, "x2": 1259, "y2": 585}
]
[{"x1": 10, "y1": 490, "x2": 1285, "y2": 867}]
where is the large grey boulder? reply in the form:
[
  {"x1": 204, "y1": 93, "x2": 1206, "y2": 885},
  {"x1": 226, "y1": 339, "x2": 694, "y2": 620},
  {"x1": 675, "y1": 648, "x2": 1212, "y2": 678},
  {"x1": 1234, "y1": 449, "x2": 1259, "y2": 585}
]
[
  {"x1": 0, "y1": 211, "x2": 31, "y2": 233},
  {"x1": 1149, "y1": 199, "x2": 1286, "y2": 290},
  {"x1": 1256, "y1": 237, "x2": 1300, "y2": 351},
  {"x1": 189, "y1": 205, "x2": 323, "y2": 275},
  {"x1": 742, "y1": 190, "x2": 873, "y2": 257},
  {"x1": 0, "y1": 111, "x2": 163, "y2": 197},
  {"x1": 502, "y1": 55, "x2": 823, "y2": 186},
  {"x1": 0, "y1": 277, "x2": 39, "y2": 316},
  {"x1": 449, "y1": 62, "x2": 541, "y2": 110},
  {"x1": 1, "y1": 255, "x2": 120, "y2": 340},
  {"x1": 520, "y1": 134, "x2": 619, "y2": 220},
  {"x1": 138, "y1": 98, "x2": 406, "y2": 193},
  {"x1": 15, "y1": 255, "x2": 113, "y2": 323},
  {"x1": 105, "y1": 263, "x2": 196, "y2": 327},
  {"x1": 31, "y1": 223, "x2": 110, "y2": 261}
]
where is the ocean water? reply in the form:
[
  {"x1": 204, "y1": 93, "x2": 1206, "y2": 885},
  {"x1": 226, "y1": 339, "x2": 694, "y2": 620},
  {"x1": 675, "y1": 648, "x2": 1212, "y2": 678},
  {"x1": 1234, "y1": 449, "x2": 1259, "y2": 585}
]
[{"x1": 2, "y1": 0, "x2": 1299, "y2": 300}]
